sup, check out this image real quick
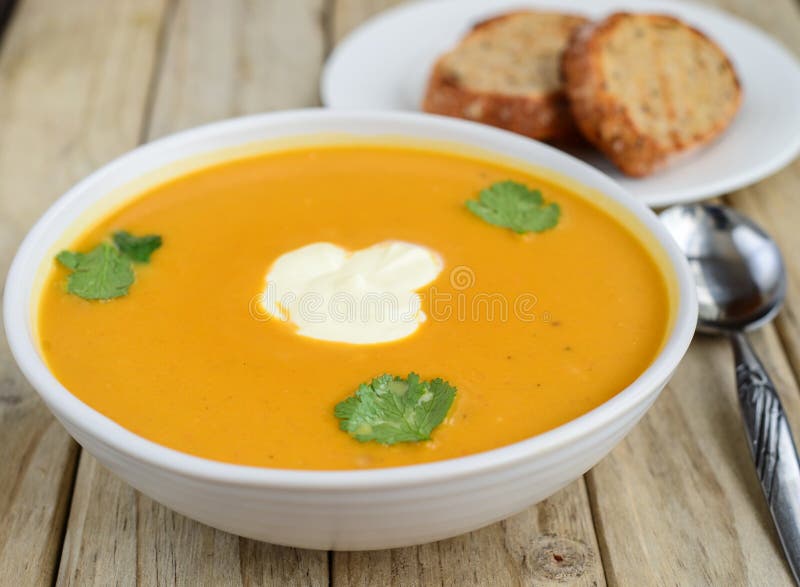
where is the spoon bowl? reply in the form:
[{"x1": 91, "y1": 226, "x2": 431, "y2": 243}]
[{"x1": 660, "y1": 204, "x2": 786, "y2": 334}]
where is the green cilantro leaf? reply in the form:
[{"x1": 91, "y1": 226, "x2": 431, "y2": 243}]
[
  {"x1": 55, "y1": 250, "x2": 80, "y2": 270},
  {"x1": 56, "y1": 230, "x2": 162, "y2": 300},
  {"x1": 55, "y1": 242, "x2": 134, "y2": 300},
  {"x1": 334, "y1": 373, "x2": 456, "y2": 445},
  {"x1": 113, "y1": 230, "x2": 162, "y2": 263},
  {"x1": 466, "y1": 180, "x2": 560, "y2": 234}
]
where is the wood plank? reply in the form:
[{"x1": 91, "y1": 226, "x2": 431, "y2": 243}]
[
  {"x1": 56, "y1": 455, "x2": 138, "y2": 585},
  {"x1": 730, "y1": 167, "x2": 800, "y2": 378},
  {"x1": 148, "y1": 0, "x2": 328, "y2": 138},
  {"x1": 0, "y1": 0, "x2": 168, "y2": 585},
  {"x1": 329, "y1": 2, "x2": 605, "y2": 584},
  {"x1": 330, "y1": 0, "x2": 401, "y2": 42},
  {"x1": 56, "y1": 0, "x2": 330, "y2": 585}
]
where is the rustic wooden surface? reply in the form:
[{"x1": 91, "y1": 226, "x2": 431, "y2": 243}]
[{"x1": 1, "y1": 0, "x2": 799, "y2": 584}]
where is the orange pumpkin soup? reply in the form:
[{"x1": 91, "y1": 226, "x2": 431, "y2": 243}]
[{"x1": 37, "y1": 143, "x2": 671, "y2": 469}]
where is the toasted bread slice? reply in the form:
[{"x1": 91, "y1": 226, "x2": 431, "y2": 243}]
[
  {"x1": 422, "y1": 11, "x2": 590, "y2": 141},
  {"x1": 562, "y1": 13, "x2": 742, "y2": 177}
]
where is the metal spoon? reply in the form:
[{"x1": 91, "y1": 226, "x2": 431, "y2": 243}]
[{"x1": 660, "y1": 203, "x2": 800, "y2": 583}]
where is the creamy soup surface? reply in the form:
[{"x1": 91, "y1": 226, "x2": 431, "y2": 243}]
[{"x1": 38, "y1": 144, "x2": 671, "y2": 469}]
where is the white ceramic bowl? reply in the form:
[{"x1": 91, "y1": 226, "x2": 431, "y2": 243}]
[{"x1": 4, "y1": 110, "x2": 697, "y2": 550}]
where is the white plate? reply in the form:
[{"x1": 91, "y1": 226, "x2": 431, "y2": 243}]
[{"x1": 322, "y1": 0, "x2": 800, "y2": 207}]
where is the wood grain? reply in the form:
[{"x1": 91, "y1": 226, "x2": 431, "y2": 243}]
[
  {"x1": 0, "y1": 0, "x2": 168, "y2": 584},
  {"x1": 331, "y1": 0, "x2": 402, "y2": 42},
  {"x1": 56, "y1": 0, "x2": 330, "y2": 585},
  {"x1": 148, "y1": 0, "x2": 328, "y2": 138},
  {"x1": 56, "y1": 455, "x2": 138, "y2": 586}
]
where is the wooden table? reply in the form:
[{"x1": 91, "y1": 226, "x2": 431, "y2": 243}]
[{"x1": 2, "y1": 0, "x2": 800, "y2": 584}]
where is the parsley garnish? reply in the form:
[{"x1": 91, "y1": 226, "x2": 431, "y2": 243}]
[
  {"x1": 55, "y1": 243, "x2": 134, "y2": 300},
  {"x1": 466, "y1": 180, "x2": 560, "y2": 234},
  {"x1": 113, "y1": 231, "x2": 162, "y2": 263},
  {"x1": 56, "y1": 230, "x2": 161, "y2": 300},
  {"x1": 335, "y1": 373, "x2": 456, "y2": 445}
]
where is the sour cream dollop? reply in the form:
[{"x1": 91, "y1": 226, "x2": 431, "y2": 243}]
[{"x1": 260, "y1": 241, "x2": 443, "y2": 344}]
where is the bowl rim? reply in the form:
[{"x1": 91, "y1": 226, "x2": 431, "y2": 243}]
[{"x1": 3, "y1": 109, "x2": 698, "y2": 490}]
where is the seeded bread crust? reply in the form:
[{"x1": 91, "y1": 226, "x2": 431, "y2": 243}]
[
  {"x1": 562, "y1": 13, "x2": 742, "y2": 177},
  {"x1": 422, "y1": 11, "x2": 589, "y2": 141}
]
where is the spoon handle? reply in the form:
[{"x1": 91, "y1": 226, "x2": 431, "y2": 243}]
[{"x1": 732, "y1": 331, "x2": 800, "y2": 584}]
